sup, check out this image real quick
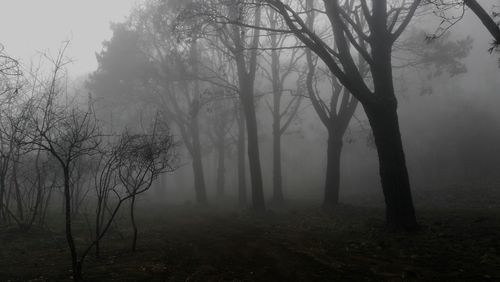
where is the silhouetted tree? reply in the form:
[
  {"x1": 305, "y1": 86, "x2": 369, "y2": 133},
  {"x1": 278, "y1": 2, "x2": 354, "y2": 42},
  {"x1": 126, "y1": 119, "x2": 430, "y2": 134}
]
[
  {"x1": 23, "y1": 44, "x2": 101, "y2": 280},
  {"x1": 179, "y1": 0, "x2": 267, "y2": 210},
  {"x1": 264, "y1": 0, "x2": 422, "y2": 230},
  {"x1": 116, "y1": 119, "x2": 177, "y2": 252},
  {"x1": 261, "y1": 8, "x2": 304, "y2": 203}
]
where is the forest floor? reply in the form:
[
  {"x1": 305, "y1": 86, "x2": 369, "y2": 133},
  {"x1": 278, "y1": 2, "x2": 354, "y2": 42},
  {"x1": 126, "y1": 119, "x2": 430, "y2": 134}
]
[{"x1": 1, "y1": 201, "x2": 500, "y2": 281}]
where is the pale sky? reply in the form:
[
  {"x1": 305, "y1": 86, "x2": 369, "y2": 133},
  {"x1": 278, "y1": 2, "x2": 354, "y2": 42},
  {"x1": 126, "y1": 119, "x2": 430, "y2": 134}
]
[{"x1": 0, "y1": 0, "x2": 139, "y2": 77}]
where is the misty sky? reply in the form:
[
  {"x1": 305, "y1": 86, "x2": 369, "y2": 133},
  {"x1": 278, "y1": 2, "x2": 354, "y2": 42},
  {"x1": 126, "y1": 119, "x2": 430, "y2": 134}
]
[
  {"x1": 0, "y1": 0, "x2": 138, "y2": 76},
  {"x1": 0, "y1": 0, "x2": 498, "y2": 81}
]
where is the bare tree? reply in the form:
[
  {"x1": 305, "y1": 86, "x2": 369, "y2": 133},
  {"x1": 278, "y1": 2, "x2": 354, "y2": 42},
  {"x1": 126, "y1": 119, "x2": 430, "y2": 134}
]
[
  {"x1": 426, "y1": 0, "x2": 500, "y2": 51},
  {"x1": 90, "y1": 141, "x2": 121, "y2": 257},
  {"x1": 264, "y1": 0, "x2": 422, "y2": 230},
  {"x1": 0, "y1": 45, "x2": 21, "y2": 223},
  {"x1": 20, "y1": 44, "x2": 101, "y2": 280},
  {"x1": 261, "y1": 8, "x2": 304, "y2": 203},
  {"x1": 0, "y1": 113, "x2": 56, "y2": 230},
  {"x1": 181, "y1": 0, "x2": 266, "y2": 210},
  {"x1": 0, "y1": 44, "x2": 21, "y2": 97},
  {"x1": 116, "y1": 118, "x2": 177, "y2": 252},
  {"x1": 65, "y1": 119, "x2": 176, "y2": 279},
  {"x1": 205, "y1": 92, "x2": 236, "y2": 199},
  {"x1": 190, "y1": 28, "x2": 248, "y2": 206},
  {"x1": 132, "y1": 2, "x2": 209, "y2": 205}
]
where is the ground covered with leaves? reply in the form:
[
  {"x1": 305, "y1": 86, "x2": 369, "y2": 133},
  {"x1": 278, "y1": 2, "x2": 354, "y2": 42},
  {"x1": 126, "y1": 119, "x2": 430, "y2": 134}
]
[{"x1": 1, "y1": 202, "x2": 500, "y2": 281}]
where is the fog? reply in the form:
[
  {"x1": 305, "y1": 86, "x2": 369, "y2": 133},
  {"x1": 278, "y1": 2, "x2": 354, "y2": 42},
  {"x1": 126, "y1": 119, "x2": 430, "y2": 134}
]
[
  {"x1": 0, "y1": 0, "x2": 138, "y2": 75},
  {"x1": 1, "y1": 1, "x2": 500, "y2": 281}
]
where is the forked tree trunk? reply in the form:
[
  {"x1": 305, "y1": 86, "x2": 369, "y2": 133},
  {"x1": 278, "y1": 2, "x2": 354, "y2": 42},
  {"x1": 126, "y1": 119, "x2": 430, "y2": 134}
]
[
  {"x1": 323, "y1": 130, "x2": 343, "y2": 209},
  {"x1": 364, "y1": 100, "x2": 418, "y2": 231}
]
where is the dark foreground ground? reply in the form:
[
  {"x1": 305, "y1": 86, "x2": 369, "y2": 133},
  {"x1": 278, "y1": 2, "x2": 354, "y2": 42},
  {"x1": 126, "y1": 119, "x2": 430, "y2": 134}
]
[{"x1": 1, "y1": 203, "x2": 500, "y2": 282}]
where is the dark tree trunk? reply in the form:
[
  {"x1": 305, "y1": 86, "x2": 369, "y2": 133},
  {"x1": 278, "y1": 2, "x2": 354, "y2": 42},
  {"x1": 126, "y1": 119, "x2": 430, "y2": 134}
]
[
  {"x1": 63, "y1": 166, "x2": 80, "y2": 280},
  {"x1": 190, "y1": 115, "x2": 207, "y2": 205},
  {"x1": 323, "y1": 130, "x2": 342, "y2": 209},
  {"x1": 272, "y1": 122, "x2": 284, "y2": 203},
  {"x1": 270, "y1": 31, "x2": 284, "y2": 203},
  {"x1": 27, "y1": 151, "x2": 44, "y2": 230},
  {"x1": 13, "y1": 162, "x2": 24, "y2": 221},
  {"x1": 364, "y1": 100, "x2": 418, "y2": 231},
  {"x1": 130, "y1": 195, "x2": 137, "y2": 252},
  {"x1": 216, "y1": 141, "x2": 225, "y2": 198},
  {"x1": 465, "y1": 0, "x2": 500, "y2": 45},
  {"x1": 189, "y1": 38, "x2": 207, "y2": 206},
  {"x1": 95, "y1": 200, "x2": 101, "y2": 257},
  {"x1": 367, "y1": 31, "x2": 418, "y2": 231},
  {"x1": 240, "y1": 80, "x2": 265, "y2": 211},
  {"x1": 0, "y1": 176, "x2": 5, "y2": 223},
  {"x1": 229, "y1": 1, "x2": 264, "y2": 211},
  {"x1": 40, "y1": 177, "x2": 54, "y2": 226},
  {"x1": 237, "y1": 106, "x2": 247, "y2": 206}
]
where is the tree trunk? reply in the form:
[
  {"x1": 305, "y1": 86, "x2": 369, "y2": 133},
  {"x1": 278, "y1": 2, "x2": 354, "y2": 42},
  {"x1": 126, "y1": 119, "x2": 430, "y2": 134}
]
[
  {"x1": 464, "y1": 0, "x2": 500, "y2": 45},
  {"x1": 27, "y1": 151, "x2": 44, "y2": 230},
  {"x1": 230, "y1": 1, "x2": 264, "y2": 211},
  {"x1": 95, "y1": 196, "x2": 103, "y2": 257},
  {"x1": 323, "y1": 130, "x2": 342, "y2": 209},
  {"x1": 216, "y1": 141, "x2": 225, "y2": 198},
  {"x1": 40, "y1": 178, "x2": 54, "y2": 226},
  {"x1": 272, "y1": 123, "x2": 284, "y2": 203},
  {"x1": 237, "y1": 106, "x2": 247, "y2": 206},
  {"x1": 240, "y1": 80, "x2": 265, "y2": 211},
  {"x1": 12, "y1": 161, "x2": 24, "y2": 221},
  {"x1": 190, "y1": 115, "x2": 207, "y2": 205},
  {"x1": 189, "y1": 38, "x2": 207, "y2": 206},
  {"x1": 63, "y1": 166, "x2": 80, "y2": 280},
  {"x1": 270, "y1": 27, "x2": 284, "y2": 203},
  {"x1": 130, "y1": 194, "x2": 137, "y2": 252},
  {"x1": 75, "y1": 262, "x2": 83, "y2": 282},
  {"x1": 0, "y1": 176, "x2": 5, "y2": 224},
  {"x1": 364, "y1": 100, "x2": 418, "y2": 231}
]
